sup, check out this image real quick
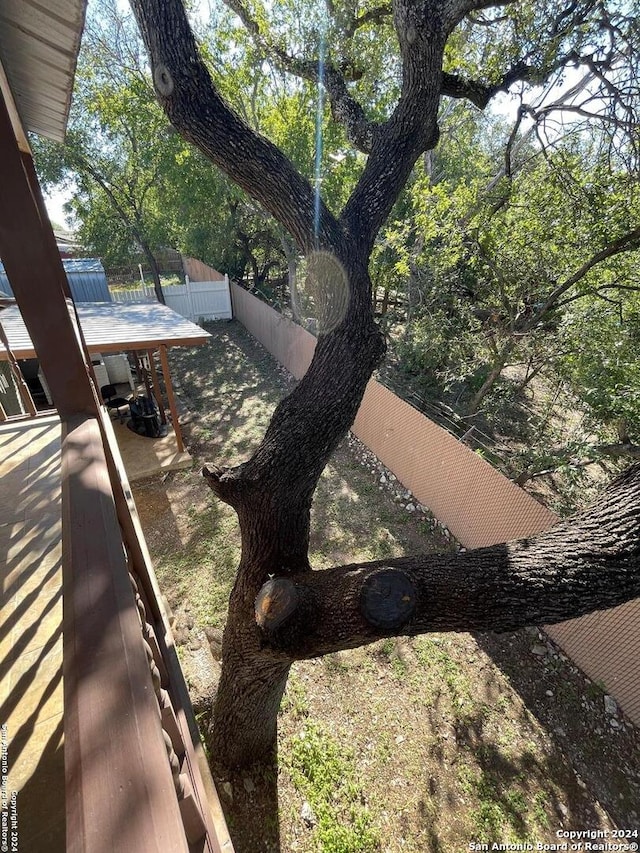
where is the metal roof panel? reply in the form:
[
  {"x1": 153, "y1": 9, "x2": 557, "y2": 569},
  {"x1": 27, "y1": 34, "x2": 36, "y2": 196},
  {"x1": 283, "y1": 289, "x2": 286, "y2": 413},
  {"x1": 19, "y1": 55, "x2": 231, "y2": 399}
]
[{"x1": 0, "y1": 302, "x2": 212, "y2": 359}]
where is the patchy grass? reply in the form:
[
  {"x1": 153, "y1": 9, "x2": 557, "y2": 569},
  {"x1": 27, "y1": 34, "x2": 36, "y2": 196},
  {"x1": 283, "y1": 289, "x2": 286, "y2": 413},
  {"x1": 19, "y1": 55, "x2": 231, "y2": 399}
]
[
  {"x1": 286, "y1": 722, "x2": 380, "y2": 853},
  {"x1": 133, "y1": 320, "x2": 640, "y2": 853},
  {"x1": 135, "y1": 474, "x2": 238, "y2": 627}
]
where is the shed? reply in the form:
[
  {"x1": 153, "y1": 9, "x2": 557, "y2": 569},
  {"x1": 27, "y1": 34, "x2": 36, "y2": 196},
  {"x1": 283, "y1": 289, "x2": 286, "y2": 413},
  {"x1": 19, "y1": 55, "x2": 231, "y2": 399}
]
[{"x1": 0, "y1": 257, "x2": 111, "y2": 302}]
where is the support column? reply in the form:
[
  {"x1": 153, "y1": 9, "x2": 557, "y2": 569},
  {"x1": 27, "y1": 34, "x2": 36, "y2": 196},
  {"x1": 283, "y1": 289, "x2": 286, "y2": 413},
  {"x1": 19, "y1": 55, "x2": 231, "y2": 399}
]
[
  {"x1": 0, "y1": 80, "x2": 97, "y2": 418},
  {"x1": 158, "y1": 345, "x2": 184, "y2": 452},
  {"x1": 147, "y1": 349, "x2": 167, "y2": 424}
]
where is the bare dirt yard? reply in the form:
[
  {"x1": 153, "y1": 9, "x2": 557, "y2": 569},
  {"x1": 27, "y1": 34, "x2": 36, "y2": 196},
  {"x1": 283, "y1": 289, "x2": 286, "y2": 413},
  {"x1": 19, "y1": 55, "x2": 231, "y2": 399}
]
[{"x1": 133, "y1": 320, "x2": 640, "y2": 853}]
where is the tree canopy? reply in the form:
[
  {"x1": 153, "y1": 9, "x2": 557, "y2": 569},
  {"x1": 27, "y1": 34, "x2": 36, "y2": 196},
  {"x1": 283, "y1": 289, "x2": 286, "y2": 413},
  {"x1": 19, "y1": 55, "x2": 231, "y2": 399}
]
[{"x1": 122, "y1": 0, "x2": 640, "y2": 782}]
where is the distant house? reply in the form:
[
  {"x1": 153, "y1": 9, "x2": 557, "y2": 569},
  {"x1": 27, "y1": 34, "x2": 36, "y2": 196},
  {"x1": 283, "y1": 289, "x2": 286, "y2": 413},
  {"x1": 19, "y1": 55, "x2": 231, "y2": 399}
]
[
  {"x1": 0, "y1": 256, "x2": 111, "y2": 302},
  {"x1": 54, "y1": 229, "x2": 83, "y2": 258}
]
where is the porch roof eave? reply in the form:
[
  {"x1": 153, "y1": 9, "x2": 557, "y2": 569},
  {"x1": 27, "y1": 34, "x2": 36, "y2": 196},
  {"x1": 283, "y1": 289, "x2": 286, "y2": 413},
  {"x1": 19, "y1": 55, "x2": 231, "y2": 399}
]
[{"x1": 0, "y1": 301, "x2": 212, "y2": 360}]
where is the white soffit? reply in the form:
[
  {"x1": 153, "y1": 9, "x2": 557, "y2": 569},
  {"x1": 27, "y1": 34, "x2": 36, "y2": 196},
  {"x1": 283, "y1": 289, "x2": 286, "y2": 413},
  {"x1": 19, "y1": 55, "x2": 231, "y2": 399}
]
[{"x1": 0, "y1": 0, "x2": 88, "y2": 142}]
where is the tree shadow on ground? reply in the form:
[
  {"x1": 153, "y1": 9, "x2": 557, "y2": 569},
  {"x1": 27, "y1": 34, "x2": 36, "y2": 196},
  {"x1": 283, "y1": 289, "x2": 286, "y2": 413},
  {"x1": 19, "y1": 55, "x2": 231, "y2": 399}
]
[
  {"x1": 211, "y1": 750, "x2": 281, "y2": 853},
  {"x1": 475, "y1": 629, "x2": 640, "y2": 827},
  {"x1": 406, "y1": 644, "x2": 614, "y2": 843}
]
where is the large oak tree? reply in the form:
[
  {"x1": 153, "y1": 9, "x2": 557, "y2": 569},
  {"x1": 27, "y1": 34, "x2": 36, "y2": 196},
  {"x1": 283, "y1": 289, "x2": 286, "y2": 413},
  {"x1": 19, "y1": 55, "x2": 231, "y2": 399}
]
[{"x1": 129, "y1": 0, "x2": 640, "y2": 768}]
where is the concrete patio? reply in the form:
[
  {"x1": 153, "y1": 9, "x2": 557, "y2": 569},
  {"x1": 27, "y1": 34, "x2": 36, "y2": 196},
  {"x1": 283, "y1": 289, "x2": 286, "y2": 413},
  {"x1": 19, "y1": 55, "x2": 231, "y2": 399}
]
[{"x1": 111, "y1": 416, "x2": 192, "y2": 481}]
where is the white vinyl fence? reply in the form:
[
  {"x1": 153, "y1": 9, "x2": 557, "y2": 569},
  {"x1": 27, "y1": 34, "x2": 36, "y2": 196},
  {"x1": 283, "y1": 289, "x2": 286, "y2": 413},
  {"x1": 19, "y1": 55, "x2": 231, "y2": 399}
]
[{"x1": 110, "y1": 276, "x2": 233, "y2": 321}]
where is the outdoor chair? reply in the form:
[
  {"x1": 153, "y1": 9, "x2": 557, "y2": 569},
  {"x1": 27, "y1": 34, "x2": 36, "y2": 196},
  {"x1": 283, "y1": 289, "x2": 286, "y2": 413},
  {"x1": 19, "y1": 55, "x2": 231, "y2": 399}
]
[{"x1": 100, "y1": 383, "x2": 131, "y2": 423}]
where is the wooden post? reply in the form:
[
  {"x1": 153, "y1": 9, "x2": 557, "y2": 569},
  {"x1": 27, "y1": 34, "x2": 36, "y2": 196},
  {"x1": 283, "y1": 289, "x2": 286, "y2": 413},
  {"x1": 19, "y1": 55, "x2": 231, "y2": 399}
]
[
  {"x1": 0, "y1": 325, "x2": 37, "y2": 416},
  {"x1": 133, "y1": 350, "x2": 143, "y2": 385},
  {"x1": 147, "y1": 349, "x2": 167, "y2": 424},
  {"x1": 0, "y1": 84, "x2": 97, "y2": 418},
  {"x1": 158, "y1": 345, "x2": 184, "y2": 452},
  {"x1": 16, "y1": 143, "x2": 101, "y2": 399},
  {"x1": 138, "y1": 353, "x2": 153, "y2": 401}
]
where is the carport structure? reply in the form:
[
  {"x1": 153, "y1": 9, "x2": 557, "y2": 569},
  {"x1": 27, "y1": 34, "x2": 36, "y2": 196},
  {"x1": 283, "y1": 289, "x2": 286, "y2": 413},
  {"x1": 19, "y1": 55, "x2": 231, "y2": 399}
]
[{"x1": 0, "y1": 301, "x2": 211, "y2": 454}]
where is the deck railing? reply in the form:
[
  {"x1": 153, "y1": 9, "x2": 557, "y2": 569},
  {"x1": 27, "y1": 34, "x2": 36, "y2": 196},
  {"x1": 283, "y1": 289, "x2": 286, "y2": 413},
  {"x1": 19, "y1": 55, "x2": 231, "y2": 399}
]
[{"x1": 62, "y1": 412, "x2": 232, "y2": 852}]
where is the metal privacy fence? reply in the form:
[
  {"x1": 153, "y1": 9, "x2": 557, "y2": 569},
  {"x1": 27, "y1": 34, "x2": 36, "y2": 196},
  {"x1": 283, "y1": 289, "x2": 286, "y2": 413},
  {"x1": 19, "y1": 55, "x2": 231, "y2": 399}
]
[{"x1": 230, "y1": 281, "x2": 640, "y2": 727}]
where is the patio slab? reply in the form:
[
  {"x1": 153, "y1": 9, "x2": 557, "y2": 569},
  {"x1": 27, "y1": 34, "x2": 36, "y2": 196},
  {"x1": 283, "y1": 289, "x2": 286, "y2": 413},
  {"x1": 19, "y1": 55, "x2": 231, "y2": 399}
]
[{"x1": 110, "y1": 416, "x2": 192, "y2": 481}]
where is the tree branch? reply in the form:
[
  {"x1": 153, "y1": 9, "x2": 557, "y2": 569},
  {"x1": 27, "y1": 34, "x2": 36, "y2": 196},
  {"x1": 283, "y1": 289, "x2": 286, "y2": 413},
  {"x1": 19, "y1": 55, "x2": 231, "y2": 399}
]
[
  {"x1": 344, "y1": 5, "x2": 393, "y2": 38},
  {"x1": 441, "y1": 59, "x2": 563, "y2": 110},
  {"x1": 340, "y1": 0, "x2": 447, "y2": 251},
  {"x1": 523, "y1": 226, "x2": 640, "y2": 329},
  {"x1": 129, "y1": 0, "x2": 343, "y2": 253},
  {"x1": 441, "y1": 0, "x2": 515, "y2": 32},
  {"x1": 254, "y1": 464, "x2": 640, "y2": 659},
  {"x1": 555, "y1": 282, "x2": 640, "y2": 309},
  {"x1": 440, "y1": 71, "x2": 502, "y2": 109},
  {"x1": 223, "y1": 0, "x2": 378, "y2": 152},
  {"x1": 597, "y1": 444, "x2": 640, "y2": 460}
]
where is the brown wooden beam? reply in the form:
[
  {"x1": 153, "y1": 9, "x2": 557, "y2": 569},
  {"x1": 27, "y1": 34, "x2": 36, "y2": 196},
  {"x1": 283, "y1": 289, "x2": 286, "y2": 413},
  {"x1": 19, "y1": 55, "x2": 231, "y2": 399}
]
[
  {"x1": 18, "y1": 148, "x2": 103, "y2": 393},
  {"x1": 20, "y1": 152, "x2": 102, "y2": 394},
  {"x1": 159, "y1": 345, "x2": 184, "y2": 452},
  {"x1": 147, "y1": 348, "x2": 167, "y2": 424},
  {"x1": 0, "y1": 86, "x2": 97, "y2": 417}
]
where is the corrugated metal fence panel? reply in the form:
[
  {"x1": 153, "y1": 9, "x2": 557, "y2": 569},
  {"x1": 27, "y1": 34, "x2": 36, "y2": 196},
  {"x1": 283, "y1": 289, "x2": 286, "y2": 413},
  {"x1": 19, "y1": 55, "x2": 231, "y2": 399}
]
[
  {"x1": 0, "y1": 258, "x2": 111, "y2": 302},
  {"x1": 229, "y1": 280, "x2": 640, "y2": 728}
]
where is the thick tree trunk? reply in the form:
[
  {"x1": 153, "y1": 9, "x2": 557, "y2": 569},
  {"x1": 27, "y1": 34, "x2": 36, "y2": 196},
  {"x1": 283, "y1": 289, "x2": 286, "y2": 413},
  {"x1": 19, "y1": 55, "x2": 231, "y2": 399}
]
[
  {"x1": 208, "y1": 498, "x2": 310, "y2": 765},
  {"x1": 124, "y1": 0, "x2": 640, "y2": 780},
  {"x1": 211, "y1": 647, "x2": 290, "y2": 767},
  {"x1": 205, "y1": 254, "x2": 386, "y2": 764}
]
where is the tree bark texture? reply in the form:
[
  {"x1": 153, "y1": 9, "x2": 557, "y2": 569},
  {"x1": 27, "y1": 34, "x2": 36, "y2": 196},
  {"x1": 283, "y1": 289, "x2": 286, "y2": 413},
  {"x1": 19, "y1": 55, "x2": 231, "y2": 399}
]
[
  {"x1": 466, "y1": 338, "x2": 516, "y2": 415},
  {"x1": 252, "y1": 463, "x2": 640, "y2": 659},
  {"x1": 130, "y1": 0, "x2": 640, "y2": 770},
  {"x1": 140, "y1": 237, "x2": 166, "y2": 304}
]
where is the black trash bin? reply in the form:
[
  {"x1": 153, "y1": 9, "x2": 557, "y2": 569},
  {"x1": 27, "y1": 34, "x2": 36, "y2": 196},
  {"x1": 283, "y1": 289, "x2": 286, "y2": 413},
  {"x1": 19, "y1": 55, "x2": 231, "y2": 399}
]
[{"x1": 128, "y1": 395, "x2": 161, "y2": 438}]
